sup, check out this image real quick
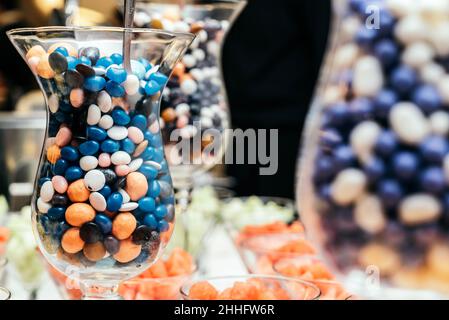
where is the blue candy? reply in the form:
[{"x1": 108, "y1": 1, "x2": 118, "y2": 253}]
[
  {"x1": 38, "y1": 177, "x2": 51, "y2": 187},
  {"x1": 106, "y1": 66, "x2": 127, "y2": 84},
  {"x1": 412, "y1": 85, "x2": 442, "y2": 114},
  {"x1": 47, "y1": 207, "x2": 66, "y2": 221},
  {"x1": 65, "y1": 166, "x2": 83, "y2": 182},
  {"x1": 420, "y1": 136, "x2": 449, "y2": 164},
  {"x1": 96, "y1": 56, "x2": 114, "y2": 69},
  {"x1": 110, "y1": 53, "x2": 123, "y2": 65},
  {"x1": 95, "y1": 214, "x2": 113, "y2": 234},
  {"x1": 363, "y1": 157, "x2": 385, "y2": 183},
  {"x1": 54, "y1": 47, "x2": 69, "y2": 57},
  {"x1": 314, "y1": 156, "x2": 337, "y2": 183},
  {"x1": 349, "y1": 98, "x2": 373, "y2": 122},
  {"x1": 53, "y1": 159, "x2": 69, "y2": 175},
  {"x1": 61, "y1": 146, "x2": 79, "y2": 161},
  {"x1": 149, "y1": 72, "x2": 168, "y2": 86},
  {"x1": 84, "y1": 76, "x2": 106, "y2": 92},
  {"x1": 334, "y1": 145, "x2": 355, "y2": 169},
  {"x1": 377, "y1": 180, "x2": 403, "y2": 210},
  {"x1": 158, "y1": 220, "x2": 169, "y2": 232},
  {"x1": 131, "y1": 115, "x2": 148, "y2": 132},
  {"x1": 55, "y1": 221, "x2": 70, "y2": 239},
  {"x1": 138, "y1": 197, "x2": 156, "y2": 213},
  {"x1": 326, "y1": 102, "x2": 349, "y2": 128},
  {"x1": 390, "y1": 65, "x2": 417, "y2": 94},
  {"x1": 112, "y1": 107, "x2": 131, "y2": 126},
  {"x1": 67, "y1": 56, "x2": 79, "y2": 70},
  {"x1": 147, "y1": 180, "x2": 161, "y2": 198},
  {"x1": 140, "y1": 146, "x2": 155, "y2": 161},
  {"x1": 374, "y1": 39, "x2": 398, "y2": 67},
  {"x1": 355, "y1": 27, "x2": 378, "y2": 48},
  {"x1": 139, "y1": 164, "x2": 158, "y2": 180},
  {"x1": 79, "y1": 140, "x2": 100, "y2": 156},
  {"x1": 375, "y1": 130, "x2": 398, "y2": 158},
  {"x1": 154, "y1": 205, "x2": 168, "y2": 220},
  {"x1": 101, "y1": 139, "x2": 120, "y2": 153},
  {"x1": 106, "y1": 192, "x2": 123, "y2": 212},
  {"x1": 144, "y1": 80, "x2": 161, "y2": 95},
  {"x1": 106, "y1": 80, "x2": 125, "y2": 97},
  {"x1": 87, "y1": 126, "x2": 107, "y2": 141},
  {"x1": 139, "y1": 58, "x2": 152, "y2": 71},
  {"x1": 121, "y1": 138, "x2": 135, "y2": 154},
  {"x1": 374, "y1": 89, "x2": 398, "y2": 118},
  {"x1": 39, "y1": 215, "x2": 51, "y2": 235},
  {"x1": 420, "y1": 167, "x2": 446, "y2": 194},
  {"x1": 393, "y1": 152, "x2": 419, "y2": 181},
  {"x1": 99, "y1": 185, "x2": 112, "y2": 198},
  {"x1": 143, "y1": 214, "x2": 158, "y2": 230},
  {"x1": 79, "y1": 56, "x2": 92, "y2": 66}
]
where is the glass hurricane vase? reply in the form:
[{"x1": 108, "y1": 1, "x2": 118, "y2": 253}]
[
  {"x1": 7, "y1": 26, "x2": 194, "y2": 299},
  {"x1": 298, "y1": 0, "x2": 449, "y2": 299}
]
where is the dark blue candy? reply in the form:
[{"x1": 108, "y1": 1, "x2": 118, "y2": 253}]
[
  {"x1": 38, "y1": 177, "x2": 51, "y2": 187},
  {"x1": 106, "y1": 80, "x2": 125, "y2": 97},
  {"x1": 154, "y1": 205, "x2": 168, "y2": 220},
  {"x1": 47, "y1": 207, "x2": 66, "y2": 221},
  {"x1": 138, "y1": 197, "x2": 156, "y2": 213},
  {"x1": 420, "y1": 136, "x2": 449, "y2": 164},
  {"x1": 61, "y1": 146, "x2": 79, "y2": 161},
  {"x1": 374, "y1": 89, "x2": 398, "y2": 118},
  {"x1": 39, "y1": 214, "x2": 51, "y2": 235},
  {"x1": 412, "y1": 85, "x2": 442, "y2": 114},
  {"x1": 144, "y1": 80, "x2": 161, "y2": 95},
  {"x1": 84, "y1": 76, "x2": 106, "y2": 92},
  {"x1": 53, "y1": 159, "x2": 69, "y2": 175},
  {"x1": 149, "y1": 72, "x2": 168, "y2": 86},
  {"x1": 95, "y1": 214, "x2": 113, "y2": 234},
  {"x1": 390, "y1": 65, "x2": 417, "y2": 95},
  {"x1": 158, "y1": 220, "x2": 169, "y2": 232},
  {"x1": 143, "y1": 214, "x2": 158, "y2": 230},
  {"x1": 363, "y1": 157, "x2": 385, "y2": 183},
  {"x1": 378, "y1": 10, "x2": 395, "y2": 36},
  {"x1": 147, "y1": 180, "x2": 161, "y2": 198},
  {"x1": 101, "y1": 139, "x2": 120, "y2": 153},
  {"x1": 79, "y1": 140, "x2": 100, "y2": 156},
  {"x1": 325, "y1": 102, "x2": 349, "y2": 128},
  {"x1": 87, "y1": 126, "x2": 107, "y2": 141},
  {"x1": 393, "y1": 152, "x2": 419, "y2": 181},
  {"x1": 55, "y1": 221, "x2": 70, "y2": 239},
  {"x1": 131, "y1": 114, "x2": 148, "y2": 132},
  {"x1": 139, "y1": 164, "x2": 158, "y2": 180},
  {"x1": 374, "y1": 39, "x2": 398, "y2": 67},
  {"x1": 140, "y1": 147, "x2": 155, "y2": 161},
  {"x1": 320, "y1": 129, "x2": 342, "y2": 151},
  {"x1": 110, "y1": 53, "x2": 123, "y2": 65},
  {"x1": 106, "y1": 192, "x2": 123, "y2": 212},
  {"x1": 334, "y1": 145, "x2": 355, "y2": 169},
  {"x1": 355, "y1": 27, "x2": 378, "y2": 48},
  {"x1": 106, "y1": 66, "x2": 127, "y2": 84},
  {"x1": 96, "y1": 56, "x2": 114, "y2": 69},
  {"x1": 378, "y1": 180, "x2": 403, "y2": 209},
  {"x1": 318, "y1": 185, "x2": 332, "y2": 201},
  {"x1": 121, "y1": 138, "x2": 135, "y2": 154},
  {"x1": 375, "y1": 130, "x2": 398, "y2": 158},
  {"x1": 112, "y1": 107, "x2": 131, "y2": 126},
  {"x1": 98, "y1": 185, "x2": 112, "y2": 198},
  {"x1": 349, "y1": 98, "x2": 374, "y2": 122},
  {"x1": 65, "y1": 166, "x2": 83, "y2": 181},
  {"x1": 421, "y1": 167, "x2": 446, "y2": 194},
  {"x1": 314, "y1": 156, "x2": 337, "y2": 183}
]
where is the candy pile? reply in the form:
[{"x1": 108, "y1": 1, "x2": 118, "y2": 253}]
[
  {"x1": 119, "y1": 247, "x2": 195, "y2": 300},
  {"x1": 26, "y1": 42, "x2": 175, "y2": 268},
  {"x1": 134, "y1": 9, "x2": 229, "y2": 166},
  {"x1": 0, "y1": 227, "x2": 9, "y2": 257},
  {"x1": 187, "y1": 278, "x2": 319, "y2": 300},
  {"x1": 312, "y1": 0, "x2": 449, "y2": 288}
]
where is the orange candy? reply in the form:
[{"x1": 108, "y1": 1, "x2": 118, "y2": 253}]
[
  {"x1": 125, "y1": 172, "x2": 148, "y2": 201},
  {"x1": 113, "y1": 238, "x2": 141, "y2": 263},
  {"x1": 112, "y1": 212, "x2": 137, "y2": 240},
  {"x1": 36, "y1": 54, "x2": 55, "y2": 79},
  {"x1": 189, "y1": 281, "x2": 219, "y2": 300},
  {"x1": 67, "y1": 179, "x2": 90, "y2": 202},
  {"x1": 46, "y1": 144, "x2": 61, "y2": 164},
  {"x1": 61, "y1": 228, "x2": 85, "y2": 254},
  {"x1": 26, "y1": 45, "x2": 46, "y2": 60},
  {"x1": 172, "y1": 63, "x2": 185, "y2": 77},
  {"x1": 70, "y1": 88, "x2": 84, "y2": 108},
  {"x1": 65, "y1": 203, "x2": 95, "y2": 227}
]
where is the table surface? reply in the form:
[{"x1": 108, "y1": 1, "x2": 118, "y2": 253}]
[{"x1": 5, "y1": 226, "x2": 247, "y2": 300}]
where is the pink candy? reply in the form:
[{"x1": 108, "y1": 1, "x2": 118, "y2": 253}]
[
  {"x1": 70, "y1": 89, "x2": 84, "y2": 108},
  {"x1": 52, "y1": 175, "x2": 68, "y2": 194},
  {"x1": 115, "y1": 165, "x2": 130, "y2": 177},
  {"x1": 55, "y1": 127, "x2": 72, "y2": 147},
  {"x1": 127, "y1": 127, "x2": 144, "y2": 144},
  {"x1": 98, "y1": 153, "x2": 111, "y2": 167}
]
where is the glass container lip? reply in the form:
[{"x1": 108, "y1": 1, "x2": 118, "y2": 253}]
[
  {"x1": 180, "y1": 274, "x2": 322, "y2": 300},
  {"x1": 6, "y1": 25, "x2": 195, "y2": 41},
  {"x1": 0, "y1": 287, "x2": 11, "y2": 301}
]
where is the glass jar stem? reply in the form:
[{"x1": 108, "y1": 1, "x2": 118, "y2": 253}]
[
  {"x1": 175, "y1": 177, "x2": 193, "y2": 253},
  {"x1": 80, "y1": 282, "x2": 121, "y2": 300}
]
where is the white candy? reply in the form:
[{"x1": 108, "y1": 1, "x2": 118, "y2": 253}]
[
  {"x1": 129, "y1": 158, "x2": 143, "y2": 172},
  {"x1": 111, "y1": 151, "x2": 131, "y2": 165},
  {"x1": 350, "y1": 121, "x2": 382, "y2": 164},
  {"x1": 341, "y1": 16, "x2": 361, "y2": 42},
  {"x1": 355, "y1": 195, "x2": 386, "y2": 234},
  {"x1": 207, "y1": 41, "x2": 220, "y2": 56},
  {"x1": 182, "y1": 54, "x2": 197, "y2": 68},
  {"x1": 353, "y1": 56, "x2": 383, "y2": 97},
  {"x1": 389, "y1": 102, "x2": 430, "y2": 145},
  {"x1": 97, "y1": 90, "x2": 112, "y2": 113},
  {"x1": 175, "y1": 103, "x2": 190, "y2": 116},
  {"x1": 119, "y1": 202, "x2": 139, "y2": 212},
  {"x1": 402, "y1": 42, "x2": 434, "y2": 68},
  {"x1": 322, "y1": 86, "x2": 345, "y2": 106},
  {"x1": 394, "y1": 15, "x2": 428, "y2": 45},
  {"x1": 192, "y1": 49, "x2": 206, "y2": 61},
  {"x1": 107, "y1": 126, "x2": 128, "y2": 140},
  {"x1": 181, "y1": 79, "x2": 198, "y2": 95},
  {"x1": 429, "y1": 22, "x2": 449, "y2": 56},
  {"x1": 386, "y1": 0, "x2": 418, "y2": 17},
  {"x1": 399, "y1": 194, "x2": 442, "y2": 226},
  {"x1": 134, "y1": 11, "x2": 151, "y2": 27},
  {"x1": 99, "y1": 115, "x2": 114, "y2": 130},
  {"x1": 198, "y1": 30, "x2": 208, "y2": 42},
  {"x1": 173, "y1": 21, "x2": 190, "y2": 33},
  {"x1": 83, "y1": 170, "x2": 106, "y2": 192},
  {"x1": 40, "y1": 181, "x2": 54, "y2": 202},
  {"x1": 437, "y1": 75, "x2": 449, "y2": 104},
  {"x1": 334, "y1": 43, "x2": 359, "y2": 70},
  {"x1": 118, "y1": 189, "x2": 130, "y2": 203},
  {"x1": 80, "y1": 156, "x2": 98, "y2": 171},
  {"x1": 145, "y1": 160, "x2": 162, "y2": 171},
  {"x1": 420, "y1": 62, "x2": 445, "y2": 85},
  {"x1": 201, "y1": 117, "x2": 213, "y2": 128},
  {"x1": 87, "y1": 104, "x2": 101, "y2": 125},
  {"x1": 123, "y1": 74, "x2": 140, "y2": 95},
  {"x1": 418, "y1": 0, "x2": 449, "y2": 15},
  {"x1": 37, "y1": 197, "x2": 51, "y2": 213},
  {"x1": 48, "y1": 94, "x2": 59, "y2": 113},
  {"x1": 331, "y1": 169, "x2": 367, "y2": 206},
  {"x1": 94, "y1": 67, "x2": 106, "y2": 76},
  {"x1": 430, "y1": 111, "x2": 449, "y2": 136},
  {"x1": 201, "y1": 107, "x2": 214, "y2": 118},
  {"x1": 89, "y1": 192, "x2": 107, "y2": 212},
  {"x1": 190, "y1": 35, "x2": 201, "y2": 49}
]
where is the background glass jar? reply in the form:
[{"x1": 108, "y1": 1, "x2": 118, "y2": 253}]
[{"x1": 298, "y1": 0, "x2": 449, "y2": 298}]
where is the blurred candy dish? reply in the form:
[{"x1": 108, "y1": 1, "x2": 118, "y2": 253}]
[
  {"x1": 119, "y1": 248, "x2": 196, "y2": 300},
  {"x1": 298, "y1": 0, "x2": 449, "y2": 298},
  {"x1": 181, "y1": 275, "x2": 321, "y2": 300}
]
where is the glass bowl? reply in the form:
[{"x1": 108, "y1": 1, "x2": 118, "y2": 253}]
[
  {"x1": 180, "y1": 275, "x2": 321, "y2": 300},
  {"x1": 0, "y1": 287, "x2": 11, "y2": 300}
]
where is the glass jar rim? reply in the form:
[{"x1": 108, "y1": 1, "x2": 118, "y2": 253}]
[
  {"x1": 6, "y1": 25, "x2": 195, "y2": 41},
  {"x1": 0, "y1": 287, "x2": 11, "y2": 301}
]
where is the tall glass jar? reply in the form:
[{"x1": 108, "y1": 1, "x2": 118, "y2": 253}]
[{"x1": 299, "y1": 0, "x2": 449, "y2": 298}]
